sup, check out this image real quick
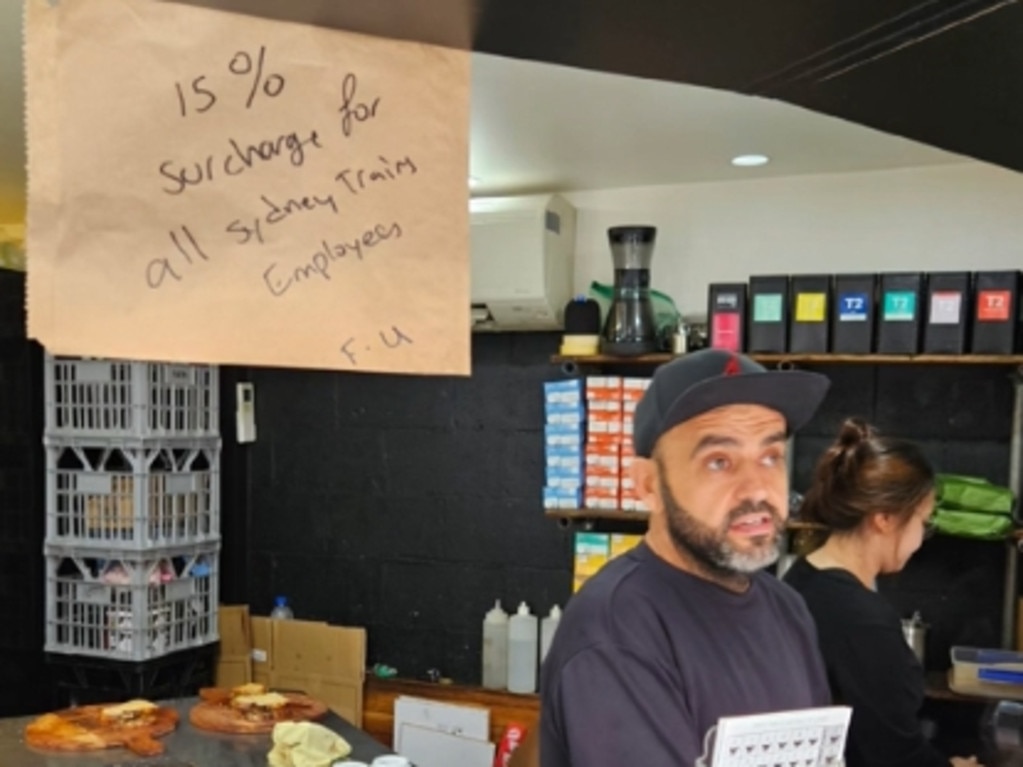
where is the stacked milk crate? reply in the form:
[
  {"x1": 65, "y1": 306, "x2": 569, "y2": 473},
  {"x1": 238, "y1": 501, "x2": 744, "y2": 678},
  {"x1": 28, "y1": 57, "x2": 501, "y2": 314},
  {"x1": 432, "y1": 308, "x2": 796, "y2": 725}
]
[
  {"x1": 43, "y1": 354, "x2": 221, "y2": 664},
  {"x1": 541, "y1": 376, "x2": 651, "y2": 512}
]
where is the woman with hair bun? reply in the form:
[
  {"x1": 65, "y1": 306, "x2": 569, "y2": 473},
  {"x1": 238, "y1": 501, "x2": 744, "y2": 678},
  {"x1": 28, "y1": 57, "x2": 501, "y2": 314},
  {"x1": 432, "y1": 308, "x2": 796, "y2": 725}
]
[{"x1": 784, "y1": 417, "x2": 981, "y2": 767}]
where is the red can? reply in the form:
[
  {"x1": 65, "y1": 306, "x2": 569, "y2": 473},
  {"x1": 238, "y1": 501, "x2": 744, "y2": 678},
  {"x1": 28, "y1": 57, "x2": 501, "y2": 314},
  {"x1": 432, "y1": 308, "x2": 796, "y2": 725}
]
[{"x1": 494, "y1": 722, "x2": 527, "y2": 767}]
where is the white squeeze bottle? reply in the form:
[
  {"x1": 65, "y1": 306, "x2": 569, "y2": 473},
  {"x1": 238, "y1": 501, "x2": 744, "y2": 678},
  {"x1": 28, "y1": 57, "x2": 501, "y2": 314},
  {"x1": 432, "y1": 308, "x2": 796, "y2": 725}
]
[
  {"x1": 540, "y1": 604, "x2": 562, "y2": 663},
  {"x1": 507, "y1": 602, "x2": 539, "y2": 694},
  {"x1": 482, "y1": 600, "x2": 509, "y2": 690}
]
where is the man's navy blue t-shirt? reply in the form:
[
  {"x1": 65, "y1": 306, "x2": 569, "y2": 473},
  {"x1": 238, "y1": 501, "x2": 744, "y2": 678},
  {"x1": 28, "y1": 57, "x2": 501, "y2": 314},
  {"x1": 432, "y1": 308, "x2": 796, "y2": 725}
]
[{"x1": 539, "y1": 541, "x2": 830, "y2": 766}]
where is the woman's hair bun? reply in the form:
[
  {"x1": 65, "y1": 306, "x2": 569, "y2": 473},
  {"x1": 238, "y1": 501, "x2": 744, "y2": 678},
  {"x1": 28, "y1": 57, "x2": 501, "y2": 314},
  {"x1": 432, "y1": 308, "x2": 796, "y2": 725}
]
[
  {"x1": 836, "y1": 417, "x2": 874, "y2": 449},
  {"x1": 800, "y1": 417, "x2": 934, "y2": 535}
]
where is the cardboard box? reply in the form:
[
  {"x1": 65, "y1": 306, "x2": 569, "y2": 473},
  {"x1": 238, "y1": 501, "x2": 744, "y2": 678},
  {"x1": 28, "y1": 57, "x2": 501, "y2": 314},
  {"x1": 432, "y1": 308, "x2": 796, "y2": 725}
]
[
  {"x1": 748, "y1": 275, "x2": 789, "y2": 353},
  {"x1": 219, "y1": 604, "x2": 252, "y2": 655},
  {"x1": 251, "y1": 616, "x2": 273, "y2": 688},
  {"x1": 248, "y1": 616, "x2": 367, "y2": 724},
  {"x1": 609, "y1": 534, "x2": 643, "y2": 559},
  {"x1": 543, "y1": 408, "x2": 585, "y2": 510},
  {"x1": 215, "y1": 604, "x2": 252, "y2": 687},
  {"x1": 573, "y1": 533, "x2": 610, "y2": 592},
  {"x1": 271, "y1": 619, "x2": 367, "y2": 726},
  {"x1": 585, "y1": 376, "x2": 622, "y2": 401},
  {"x1": 707, "y1": 283, "x2": 747, "y2": 352},
  {"x1": 923, "y1": 271, "x2": 971, "y2": 354},
  {"x1": 971, "y1": 270, "x2": 1022, "y2": 354},
  {"x1": 877, "y1": 272, "x2": 924, "y2": 354},
  {"x1": 831, "y1": 274, "x2": 876, "y2": 354},
  {"x1": 789, "y1": 275, "x2": 830, "y2": 353}
]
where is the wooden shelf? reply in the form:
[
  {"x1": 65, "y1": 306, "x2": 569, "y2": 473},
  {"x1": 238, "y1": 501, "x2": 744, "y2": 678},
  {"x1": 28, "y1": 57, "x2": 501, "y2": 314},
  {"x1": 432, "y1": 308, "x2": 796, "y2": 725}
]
[
  {"x1": 923, "y1": 671, "x2": 991, "y2": 703},
  {"x1": 552, "y1": 353, "x2": 676, "y2": 365},
  {"x1": 545, "y1": 509, "x2": 827, "y2": 532},
  {"x1": 546, "y1": 508, "x2": 650, "y2": 522},
  {"x1": 552, "y1": 352, "x2": 1023, "y2": 366},
  {"x1": 547, "y1": 510, "x2": 1023, "y2": 540}
]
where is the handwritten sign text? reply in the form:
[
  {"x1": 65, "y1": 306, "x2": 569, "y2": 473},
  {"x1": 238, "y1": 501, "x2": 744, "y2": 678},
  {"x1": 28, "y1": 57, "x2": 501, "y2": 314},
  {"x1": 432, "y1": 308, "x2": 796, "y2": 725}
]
[{"x1": 25, "y1": 0, "x2": 470, "y2": 375}]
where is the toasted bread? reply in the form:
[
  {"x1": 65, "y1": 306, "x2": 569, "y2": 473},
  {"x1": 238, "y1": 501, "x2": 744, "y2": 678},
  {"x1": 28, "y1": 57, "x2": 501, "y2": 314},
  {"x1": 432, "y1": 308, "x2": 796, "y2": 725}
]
[
  {"x1": 100, "y1": 700, "x2": 158, "y2": 726},
  {"x1": 230, "y1": 691, "x2": 290, "y2": 722},
  {"x1": 231, "y1": 692, "x2": 288, "y2": 711},
  {"x1": 26, "y1": 713, "x2": 106, "y2": 748},
  {"x1": 231, "y1": 683, "x2": 267, "y2": 697}
]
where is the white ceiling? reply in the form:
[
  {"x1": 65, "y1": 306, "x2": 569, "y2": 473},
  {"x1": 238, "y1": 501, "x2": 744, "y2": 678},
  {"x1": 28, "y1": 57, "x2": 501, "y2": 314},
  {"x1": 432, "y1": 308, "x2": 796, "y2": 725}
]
[
  {"x1": 469, "y1": 53, "x2": 966, "y2": 196},
  {"x1": 0, "y1": 1, "x2": 968, "y2": 223}
]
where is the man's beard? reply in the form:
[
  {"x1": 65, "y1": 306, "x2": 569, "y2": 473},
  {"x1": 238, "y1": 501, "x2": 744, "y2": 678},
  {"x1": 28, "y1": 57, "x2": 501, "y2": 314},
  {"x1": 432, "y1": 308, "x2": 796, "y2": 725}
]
[{"x1": 658, "y1": 475, "x2": 783, "y2": 577}]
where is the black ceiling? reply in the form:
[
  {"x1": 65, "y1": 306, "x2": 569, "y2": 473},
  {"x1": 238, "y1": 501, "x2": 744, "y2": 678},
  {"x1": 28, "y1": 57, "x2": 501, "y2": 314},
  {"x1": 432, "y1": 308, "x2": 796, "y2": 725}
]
[{"x1": 180, "y1": 0, "x2": 1023, "y2": 173}]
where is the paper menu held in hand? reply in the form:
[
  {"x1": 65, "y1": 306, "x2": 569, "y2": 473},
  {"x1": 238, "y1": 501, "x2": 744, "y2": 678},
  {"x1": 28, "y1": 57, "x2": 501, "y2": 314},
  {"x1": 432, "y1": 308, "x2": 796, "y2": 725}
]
[
  {"x1": 24, "y1": 0, "x2": 470, "y2": 375},
  {"x1": 698, "y1": 706, "x2": 851, "y2": 767}
]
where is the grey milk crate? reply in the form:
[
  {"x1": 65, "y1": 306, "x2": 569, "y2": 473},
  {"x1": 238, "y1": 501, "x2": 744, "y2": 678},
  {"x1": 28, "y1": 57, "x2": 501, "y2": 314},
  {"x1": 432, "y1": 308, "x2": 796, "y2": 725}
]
[
  {"x1": 45, "y1": 438, "x2": 221, "y2": 551},
  {"x1": 44, "y1": 542, "x2": 219, "y2": 662},
  {"x1": 44, "y1": 355, "x2": 219, "y2": 440}
]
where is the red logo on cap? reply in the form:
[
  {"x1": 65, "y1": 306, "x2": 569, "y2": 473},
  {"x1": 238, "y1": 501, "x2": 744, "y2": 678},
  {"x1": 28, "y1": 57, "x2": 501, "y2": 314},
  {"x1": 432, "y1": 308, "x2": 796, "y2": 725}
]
[{"x1": 723, "y1": 354, "x2": 741, "y2": 376}]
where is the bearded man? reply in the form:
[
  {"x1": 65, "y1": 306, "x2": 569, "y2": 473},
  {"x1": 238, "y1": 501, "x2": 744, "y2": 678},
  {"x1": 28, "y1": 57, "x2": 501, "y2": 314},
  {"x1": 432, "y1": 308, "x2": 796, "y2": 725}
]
[{"x1": 540, "y1": 349, "x2": 833, "y2": 767}]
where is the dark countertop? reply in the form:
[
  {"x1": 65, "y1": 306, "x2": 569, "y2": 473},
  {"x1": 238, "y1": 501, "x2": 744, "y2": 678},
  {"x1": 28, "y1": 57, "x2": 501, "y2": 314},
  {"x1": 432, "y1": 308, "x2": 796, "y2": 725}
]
[{"x1": 0, "y1": 697, "x2": 393, "y2": 766}]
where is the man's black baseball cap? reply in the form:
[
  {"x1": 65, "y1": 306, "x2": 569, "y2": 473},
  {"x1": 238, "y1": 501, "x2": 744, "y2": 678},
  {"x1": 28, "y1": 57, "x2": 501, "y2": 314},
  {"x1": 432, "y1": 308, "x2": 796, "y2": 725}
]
[{"x1": 633, "y1": 349, "x2": 830, "y2": 457}]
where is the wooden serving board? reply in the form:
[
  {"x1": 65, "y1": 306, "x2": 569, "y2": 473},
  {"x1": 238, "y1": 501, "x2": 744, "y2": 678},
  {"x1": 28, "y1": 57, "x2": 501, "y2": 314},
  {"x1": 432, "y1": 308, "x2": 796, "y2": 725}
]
[
  {"x1": 189, "y1": 689, "x2": 329, "y2": 734},
  {"x1": 24, "y1": 704, "x2": 179, "y2": 756}
]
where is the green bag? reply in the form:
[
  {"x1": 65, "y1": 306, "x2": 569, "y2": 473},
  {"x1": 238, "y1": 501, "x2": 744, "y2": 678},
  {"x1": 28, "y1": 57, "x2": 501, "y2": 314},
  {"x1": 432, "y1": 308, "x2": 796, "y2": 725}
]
[
  {"x1": 588, "y1": 281, "x2": 682, "y2": 336},
  {"x1": 932, "y1": 474, "x2": 1016, "y2": 540}
]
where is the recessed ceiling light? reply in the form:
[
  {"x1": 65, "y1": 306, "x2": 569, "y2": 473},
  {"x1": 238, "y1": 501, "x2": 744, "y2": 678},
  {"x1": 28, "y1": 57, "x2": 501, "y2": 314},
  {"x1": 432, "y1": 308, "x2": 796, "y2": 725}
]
[{"x1": 731, "y1": 154, "x2": 770, "y2": 167}]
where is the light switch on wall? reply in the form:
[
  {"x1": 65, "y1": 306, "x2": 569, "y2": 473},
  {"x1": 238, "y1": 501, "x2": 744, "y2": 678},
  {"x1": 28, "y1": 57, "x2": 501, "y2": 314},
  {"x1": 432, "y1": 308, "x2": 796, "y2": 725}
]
[{"x1": 236, "y1": 382, "x2": 256, "y2": 443}]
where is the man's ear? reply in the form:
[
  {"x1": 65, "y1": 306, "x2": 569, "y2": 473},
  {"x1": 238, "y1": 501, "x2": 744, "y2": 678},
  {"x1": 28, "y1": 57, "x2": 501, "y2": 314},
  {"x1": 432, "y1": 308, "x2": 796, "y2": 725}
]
[{"x1": 631, "y1": 457, "x2": 662, "y2": 515}]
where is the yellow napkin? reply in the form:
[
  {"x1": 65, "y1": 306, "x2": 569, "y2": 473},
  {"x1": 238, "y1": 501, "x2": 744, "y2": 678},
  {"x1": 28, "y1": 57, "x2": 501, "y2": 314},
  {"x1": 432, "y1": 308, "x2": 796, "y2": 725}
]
[{"x1": 267, "y1": 721, "x2": 353, "y2": 767}]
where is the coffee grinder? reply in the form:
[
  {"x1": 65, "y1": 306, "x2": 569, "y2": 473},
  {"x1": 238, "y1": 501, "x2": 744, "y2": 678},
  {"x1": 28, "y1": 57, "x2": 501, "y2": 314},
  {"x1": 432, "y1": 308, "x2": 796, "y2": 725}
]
[{"x1": 599, "y1": 226, "x2": 660, "y2": 356}]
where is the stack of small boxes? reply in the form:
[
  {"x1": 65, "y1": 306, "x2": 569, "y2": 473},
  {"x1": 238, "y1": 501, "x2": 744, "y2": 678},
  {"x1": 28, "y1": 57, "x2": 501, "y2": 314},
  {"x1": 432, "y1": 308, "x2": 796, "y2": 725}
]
[
  {"x1": 542, "y1": 377, "x2": 652, "y2": 592},
  {"x1": 583, "y1": 377, "x2": 620, "y2": 510},
  {"x1": 572, "y1": 532, "x2": 645, "y2": 592},
  {"x1": 542, "y1": 379, "x2": 586, "y2": 510},
  {"x1": 542, "y1": 376, "x2": 652, "y2": 512},
  {"x1": 583, "y1": 377, "x2": 650, "y2": 512},
  {"x1": 620, "y1": 378, "x2": 649, "y2": 512}
]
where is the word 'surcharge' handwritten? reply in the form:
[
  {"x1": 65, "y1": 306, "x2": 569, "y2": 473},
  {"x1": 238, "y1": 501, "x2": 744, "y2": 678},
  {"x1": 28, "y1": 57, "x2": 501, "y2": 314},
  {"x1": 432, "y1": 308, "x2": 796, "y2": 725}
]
[{"x1": 158, "y1": 129, "x2": 323, "y2": 195}]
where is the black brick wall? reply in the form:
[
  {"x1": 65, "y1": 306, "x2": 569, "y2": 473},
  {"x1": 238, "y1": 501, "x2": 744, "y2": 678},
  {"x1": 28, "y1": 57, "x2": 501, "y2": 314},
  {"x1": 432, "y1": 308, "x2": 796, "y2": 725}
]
[
  {"x1": 235, "y1": 332, "x2": 574, "y2": 683},
  {"x1": 0, "y1": 270, "x2": 47, "y2": 716},
  {"x1": 794, "y1": 363, "x2": 1013, "y2": 488},
  {"x1": 232, "y1": 340, "x2": 1016, "y2": 686}
]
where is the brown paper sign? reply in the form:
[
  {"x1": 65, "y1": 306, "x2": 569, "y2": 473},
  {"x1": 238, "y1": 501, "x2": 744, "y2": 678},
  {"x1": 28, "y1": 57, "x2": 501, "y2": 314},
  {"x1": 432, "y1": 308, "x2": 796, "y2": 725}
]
[{"x1": 25, "y1": 0, "x2": 471, "y2": 375}]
